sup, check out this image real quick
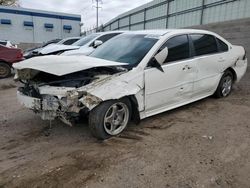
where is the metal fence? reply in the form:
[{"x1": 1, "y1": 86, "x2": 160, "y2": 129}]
[{"x1": 93, "y1": 0, "x2": 250, "y2": 32}]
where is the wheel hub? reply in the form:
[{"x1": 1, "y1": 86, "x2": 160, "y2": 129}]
[
  {"x1": 104, "y1": 102, "x2": 129, "y2": 135},
  {"x1": 0, "y1": 66, "x2": 7, "y2": 75},
  {"x1": 222, "y1": 76, "x2": 232, "y2": 96}
]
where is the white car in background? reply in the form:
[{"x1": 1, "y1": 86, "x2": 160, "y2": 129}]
[
  {"x1": 32, "y1": 37, "x2": 81, "y2": 56},
  {"x1": 24, "y1": 37, "x2": 81, "y2": 59},
  {"x1": 0, "y1": 40, "x2": 17, "y2": 48},
  {"x1": 38, "y1": 32, "x2": 123, "y2": 56},
  {"x1": 14, "y1": 29, "x2": 247, "y2": 140},
  {"x1": 61, "y1": 31, "x2": 123, "y2": 56}
]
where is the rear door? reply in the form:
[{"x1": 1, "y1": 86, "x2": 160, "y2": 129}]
[{"x1": 190, "y1": 34, "x2": 227, "y2": 97}]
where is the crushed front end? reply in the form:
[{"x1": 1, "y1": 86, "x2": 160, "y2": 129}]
[{"x1": 15, "y1": 67, "x2": 123, "y2": 126}]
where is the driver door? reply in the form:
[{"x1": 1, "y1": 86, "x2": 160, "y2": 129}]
[{"x1": 144, "y1": 35, "x2": 197, "y2": 115}]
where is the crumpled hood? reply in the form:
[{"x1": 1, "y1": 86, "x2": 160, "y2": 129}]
[
  {"x1": 13, "y1": 55, "x2": 128, "y2": 76},
  {"x1": 39, "y1": 44, "x2": 80, "y2": 55}
]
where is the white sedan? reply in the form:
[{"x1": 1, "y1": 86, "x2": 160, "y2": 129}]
[{"x1": 14, "y1": 29, "x2": 247, "y2": 140}]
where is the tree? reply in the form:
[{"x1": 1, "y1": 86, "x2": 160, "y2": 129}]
[{"x1": 0, "y1": 0, "x2": 19, "y2": 6}]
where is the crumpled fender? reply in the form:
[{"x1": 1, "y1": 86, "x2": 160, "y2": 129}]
[{"x1": 78, "y1": 69, "x2": 144, "y2": 110}]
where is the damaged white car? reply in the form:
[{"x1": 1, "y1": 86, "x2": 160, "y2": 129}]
[{"x1": 14, "y1": 30, "x2": 247, "y2": 140}]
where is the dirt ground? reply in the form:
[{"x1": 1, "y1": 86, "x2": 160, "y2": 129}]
[{"x1": 0, "y1": 69, "x2": 249, "y2": 188}]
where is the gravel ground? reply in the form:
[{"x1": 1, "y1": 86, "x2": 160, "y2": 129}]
[{"x1": 0, "y1": 69, "x2": 249, "y2": 188}]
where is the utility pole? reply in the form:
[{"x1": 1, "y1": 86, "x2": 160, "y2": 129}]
[
  {"x1": 96, "y1": 0, "x2": 99, "y2": 31},
  {"x1": 93, "y1": 0, "x2": 102, "y2": 32}
]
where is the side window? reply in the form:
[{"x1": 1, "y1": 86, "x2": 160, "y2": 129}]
[
  {"x1": 0, "y1": 41, "x2": 7, "y2": 46},
  {"x1": 63, "y1": 39, "x2": 79, "y2": 45},
  {"x1": 96, "y1": 33, "x2": 120, "y2": 43},
  {"x1": 161, "y1": 35, "x2": 190, "y2": 63},
  {"x1": 217, "y1": 38, "x2": 229, "y2": 52},
  {"x1": 191, "y1": 34, "x2": 218, "y2": 56}
]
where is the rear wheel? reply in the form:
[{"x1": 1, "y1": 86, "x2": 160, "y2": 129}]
[
  {"x1": 214, "y1": 70, "x2": 233, "y2": 98},
  {"x1": 0, "y1": 62, "x2": 11, "y2": 79},
  {"x1": 89, "y1": 98, "x2": 131, "y2": 140}
]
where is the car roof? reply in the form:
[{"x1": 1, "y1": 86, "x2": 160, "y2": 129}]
[
  {"x1": 122, "y1": 29, "x2": 217, "y2": 36},
  {"x1": 96, "y1": 31, "x2": 125, "y2": 35}
]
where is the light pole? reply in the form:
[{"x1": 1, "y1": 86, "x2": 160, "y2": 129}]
[
  {"x1": 93, "y1": 0, "x2": 102, "y2": 32},
  {"x1": 96, "y1": 0, "x2": 99, "y2": 31}
]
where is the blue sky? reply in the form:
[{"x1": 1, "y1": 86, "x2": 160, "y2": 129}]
[{"x1": 19, "y1": 0, "x2": 153, "y2": 30}]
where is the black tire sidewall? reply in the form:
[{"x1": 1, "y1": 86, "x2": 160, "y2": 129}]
[
  {"x1": 89, "y1": 98, "x2": 132, "y2": 140},
  {"x1": 215, "y1": 71, "x2": 233, "y2": 98},
  {"x1": 0, "y1": 62, "x2": 11, "y2": 78}
]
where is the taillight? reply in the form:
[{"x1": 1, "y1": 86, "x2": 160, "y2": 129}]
[{"x1": 243, "y1": 48, "x2": 247, "y2": 60}]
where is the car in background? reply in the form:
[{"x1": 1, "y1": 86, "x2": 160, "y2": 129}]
[
  {"x1": 56, "y1": 37, "x2": 81, "y2": 45},
  {"x1": 39, "y1": 31, "x2": 123, "y2": 57},
  {"x1": 61, "y1": 31, "x2": 124, "y2": 56},
  {"x1": 0, "y1": 44, "x2": 23, "y2": 78},
  {"x1": 24, "y1": 37, "x2": 81, "y2": 59},
  {"x1": 23, "y1": 38, "x2": 62, "y2": 59},
  {"x1": 14, "y1": 29, "x2": 247, "y2": 139},
  {"x1": 0, "y1": 40, "x2": 17, "y2": 48}
]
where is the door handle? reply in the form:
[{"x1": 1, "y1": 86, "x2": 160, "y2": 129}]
[
  {"x1": 182, "y1": 65, "x2": 191, "y2": 71},
  {"x1": 218, "y1": 58, "x2": 225, "y2": 62}
]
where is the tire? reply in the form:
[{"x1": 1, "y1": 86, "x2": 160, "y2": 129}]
[
  {"x1": 89, "y1": 98, "x2": 132, "y2": 140},
  {"x1": 0, "y1": 62, "x2": 11, "y2": 79},
  {"x1": 214, "y1": 70, "x2": 234, "y2": 98}
]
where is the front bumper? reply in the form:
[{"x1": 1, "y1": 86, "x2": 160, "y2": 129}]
[
  {"x1": 17, "y1": 91, "x2": 61, "y2": 121},
  {"x1": 17, "y1": 91, "x2": 41, "y2": 110},
  {"x1": 17, "y1": 85, "x2": 103, "y2": 125}
]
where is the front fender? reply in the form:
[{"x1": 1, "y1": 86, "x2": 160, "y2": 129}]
[{"x1": 78, "y1": 70, "x2": 144, "y2": 110}]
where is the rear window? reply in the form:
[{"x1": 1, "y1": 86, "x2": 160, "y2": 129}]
[
  {"x1": 191, "y1": 34, "x2": 218, "y2": 56},
  {"x1": 217, "y1": 38, "x2": 229, "y2": 52},
  {"x1": 0, "y1": 41, "x2": 7, "y2": 46}
]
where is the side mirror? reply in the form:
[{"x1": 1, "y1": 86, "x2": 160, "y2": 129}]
[
  {"x1": 93, "y1": 40, "x2": 103, "y2": 48},
  {"x1": 154, "y1": 47, "x2": 168, "y2": 65}
]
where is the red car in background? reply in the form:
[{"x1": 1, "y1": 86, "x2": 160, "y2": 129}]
[{"x1": 0, "y1": 45, "x2": 23, "y2": 78}]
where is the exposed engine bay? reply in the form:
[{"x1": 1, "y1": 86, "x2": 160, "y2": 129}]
[{"x1": 20, "y1": 66, "x2": 123, "y2": 90}]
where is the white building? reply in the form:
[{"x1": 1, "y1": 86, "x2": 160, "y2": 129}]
[{"x1": 0, "y1": 5, "x2": 81, "y2": 45}]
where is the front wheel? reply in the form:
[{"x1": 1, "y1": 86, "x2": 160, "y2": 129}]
[
  {"x1": 0, "y1": 62, "x2": 11, "y2": 79},
  {"x1": 89, "y1": 98, "x2": 131, "y2": 140},
  {"x1": 214, "y1": 70, "x2": 233, "y2": 98}
]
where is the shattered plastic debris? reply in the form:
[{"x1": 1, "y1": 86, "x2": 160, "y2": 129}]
[{"x1": 202, "y1": 135, "x2": 213, "y2": 140}]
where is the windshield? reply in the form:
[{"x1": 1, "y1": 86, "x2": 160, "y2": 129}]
[
  {"x1": 73, "y1": 34, "x2": 100, "y2": 46},
  {"x1": 90, "y1": 34, "x2": 158, "y2": 66}
]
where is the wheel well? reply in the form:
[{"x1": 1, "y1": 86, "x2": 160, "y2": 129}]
[
  {"x1": 126, "y1": 95, "x2": 141, "y2": 124},
  {"x1": 0, "y1": 61, "x2": 11, "y2": 68},
  {"x1": 225, "y1": 67, "x2": 237, "y2": 82}
]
